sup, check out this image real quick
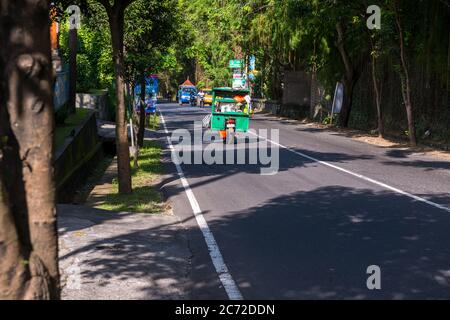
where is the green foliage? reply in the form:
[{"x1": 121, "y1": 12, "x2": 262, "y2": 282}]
[
  {"x1": 124, "y1": 0, "x2": 179, "y2": 85},
  {"x1": 56, "y1": 0, "x2": 450, "y2": 145},
  {"x1": 322, "y1": 114, "x2": 338, "y2": 125},
  {"x1": 176, "y1": 0, "x2": 450, "y2": 144},
  {"x1": 59, "y1": 0, "x2": 178, "y2": 93},
  {"x1": 172, "y1": 0, "x2": 247, "y2": 87},
  {"x1": 146, "y1": 114, "x2": 160, "y2": 130},
  {"x1": 59, "y1": 3, "x2": 112, "y2": 92}
]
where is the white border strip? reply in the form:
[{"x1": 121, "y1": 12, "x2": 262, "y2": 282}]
[
  {"x1": 159, "y1": 109, "x2": 243, "y2": 300},
  {"x1": 249, "y1": 131, "x2": 450, "y2": 213}
]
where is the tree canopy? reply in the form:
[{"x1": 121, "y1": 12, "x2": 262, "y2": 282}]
[
  {"x1": 169, "y1": 0, "x2": 449, "y2": 145},
  {"x1": 57, "y1": 0, "x2": 449, "y2": 144}
]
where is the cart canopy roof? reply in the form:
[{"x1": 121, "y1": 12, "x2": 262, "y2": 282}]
[{"x1": 213, "y1": 87, "x2": 250, "y2": 94}]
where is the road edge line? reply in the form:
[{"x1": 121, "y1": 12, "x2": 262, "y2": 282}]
[{"x1": 159, "y1": 109, "x2": 243, "y2": 300}]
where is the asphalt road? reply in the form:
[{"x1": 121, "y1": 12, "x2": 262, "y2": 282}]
[{"x1": 158, "y1": 103, "x2": 450, "y2": 299}]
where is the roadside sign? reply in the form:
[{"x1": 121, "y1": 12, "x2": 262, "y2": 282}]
[
  {"x1": 229, "y1": 59, "x2": 242, "y2": 69},
  {"x1": 233, "y1": 69, "x2": 242, "y2": 78},
  {"x1": 331, "y1": 82, "x2": 344, "y2": 114},
  {"x1": 249, "y1": 55, "x2": 256, "y2": 71},
  {"x1": 330, "y1": 82, "x2": 344, "y2": 125},
  {"x1": 232, "y1": 78, "x2": 246, "y2": 89}
]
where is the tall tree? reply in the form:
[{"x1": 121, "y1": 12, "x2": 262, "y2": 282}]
[
  {"x1": 54, "y1": 0, "x2": 134, "y2": 193},
  {"x1": 124, "y1": 0, "x2": 178, "y2": 147},
  {"x1": 369, "y1": 32, "x2": 384, "y2": 137},
  {"x1": 335, "y1": 20, "x2": 359, "y2": 127},
  {"x1": 0, "y1": 0, "x2": 60, "y2": 299},
  {"x1": 96, "y1": 0, "x2": 136, "y2": 194},
  {"x1": 392, "y1": 0, "x2": 417, "y2": 146}
]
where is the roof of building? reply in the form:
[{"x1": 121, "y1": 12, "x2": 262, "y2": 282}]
[{"x1": 180, "y1": 79, "x2": 195, "y2": 87}]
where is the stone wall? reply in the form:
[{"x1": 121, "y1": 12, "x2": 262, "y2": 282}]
[
  {"x1": 252, "y1": 99, "x2": 280, "y2": 114},
  {"x1": 282, "y1": 70, "x2": 311, "y2": 107},
  {"x1": 252, "y1": 71, "x2": 313, "y2": 119},
  {"x1": 76, "y1": 91, "x2": 109, "y2": 121},
  {"x1": 54, "y1": 111, "x2": 103, "y2": 202}
]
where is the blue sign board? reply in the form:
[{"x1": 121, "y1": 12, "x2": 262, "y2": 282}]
[
  {"x1": 54, "y1": 70, "x2": 69, "y2": 111},
  {"x1": 249, "y1": 55, "x2": 256, "y2": 71},
  {"x1": 134, "y1": 76, "x2": 158, "y2": 114}
]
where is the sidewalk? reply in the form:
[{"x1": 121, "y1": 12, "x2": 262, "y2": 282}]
[
  {"x1": 58, "y1": 204, "x2": 191, "y2": 300},
  {"x1": 58, "y1": 157, "x2": 192, "y2": 299}
]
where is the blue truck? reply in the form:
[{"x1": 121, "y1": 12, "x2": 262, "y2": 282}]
[{"x1": 177, "y1": 79, "x2": 197, "y2": 105}]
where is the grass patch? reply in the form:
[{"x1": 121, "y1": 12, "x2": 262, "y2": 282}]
[
  {"x1": 55, "y1": 108, "x2": 91, "y2": 149},
  {"x1": 147, "y1": 113, "x2": 160, "y2": 130},
  {"x1": 98, "y1": 140, "x2": 165, "y2": 214}
]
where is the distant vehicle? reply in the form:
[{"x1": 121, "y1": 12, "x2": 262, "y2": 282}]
[
  {"x1": 208, "y1": 87, "x2": 251, "y2": 144},
  {"x1": 201, "y1": 89, "x2": 213, "y2": 106},
  {"x1": 196, "y1": 89, "x2": 212, "y2": 107},
  {"x1": 178, "y1": 87, "x2": 196, "y2": 104},
  {"x1": 178, "y1": 79, "x2": 197, "y2": 105}
]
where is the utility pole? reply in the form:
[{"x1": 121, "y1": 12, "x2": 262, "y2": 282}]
[{"x1": 68, "y1": 5, "x2": 80, "y2": 114}]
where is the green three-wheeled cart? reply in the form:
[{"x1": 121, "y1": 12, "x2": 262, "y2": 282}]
[{"x1": 208, "y1": 87, "x2": 251, "y2": 144}]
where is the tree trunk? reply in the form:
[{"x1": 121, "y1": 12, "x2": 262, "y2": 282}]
[
  {"x1": 336, "y1": 22, "x2": 357, "y2": 127},
  {"x1": 394, "y1": 0, "x2": 417, "y2": 146},
  {"x1": 444, "y1": 30, "x2": 450, "y2": 111},
  {"x1": 310, "y1": 69, "x2": 321, "y2": 118},
  {"x1": 137, "y1": 75, "x2": 146, "y2": 148},
  {"x1": 0, "y1": 0, "x2": 60, "y2": 299},
  {"x1": 310, "y1": 39, "x2": 317, "y2": 119},
  {"x1": 108, "y1": 8, "x2": 132, "y2": 194},
  {"x1": 370, "y1": 38, "x2": 384, "y2": 137}
]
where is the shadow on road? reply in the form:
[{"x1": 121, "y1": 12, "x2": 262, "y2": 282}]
[
  {"x1": 382, "y1": 160, "x2": 450, "y2": 171},
  {"x1": 200, "y1": 186, "x2": 450, "y2": 299},
  {"x1": 60, "y1": 180, "x2": 450, "y2": 300}
]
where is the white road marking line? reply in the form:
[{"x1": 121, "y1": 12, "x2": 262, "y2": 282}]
[
  {"x1": 249, "y1": 131, "x2": 450, "y2": 213},
  {"x1": 159, "y1": 109, "x2": 243, "y2": 300}
]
